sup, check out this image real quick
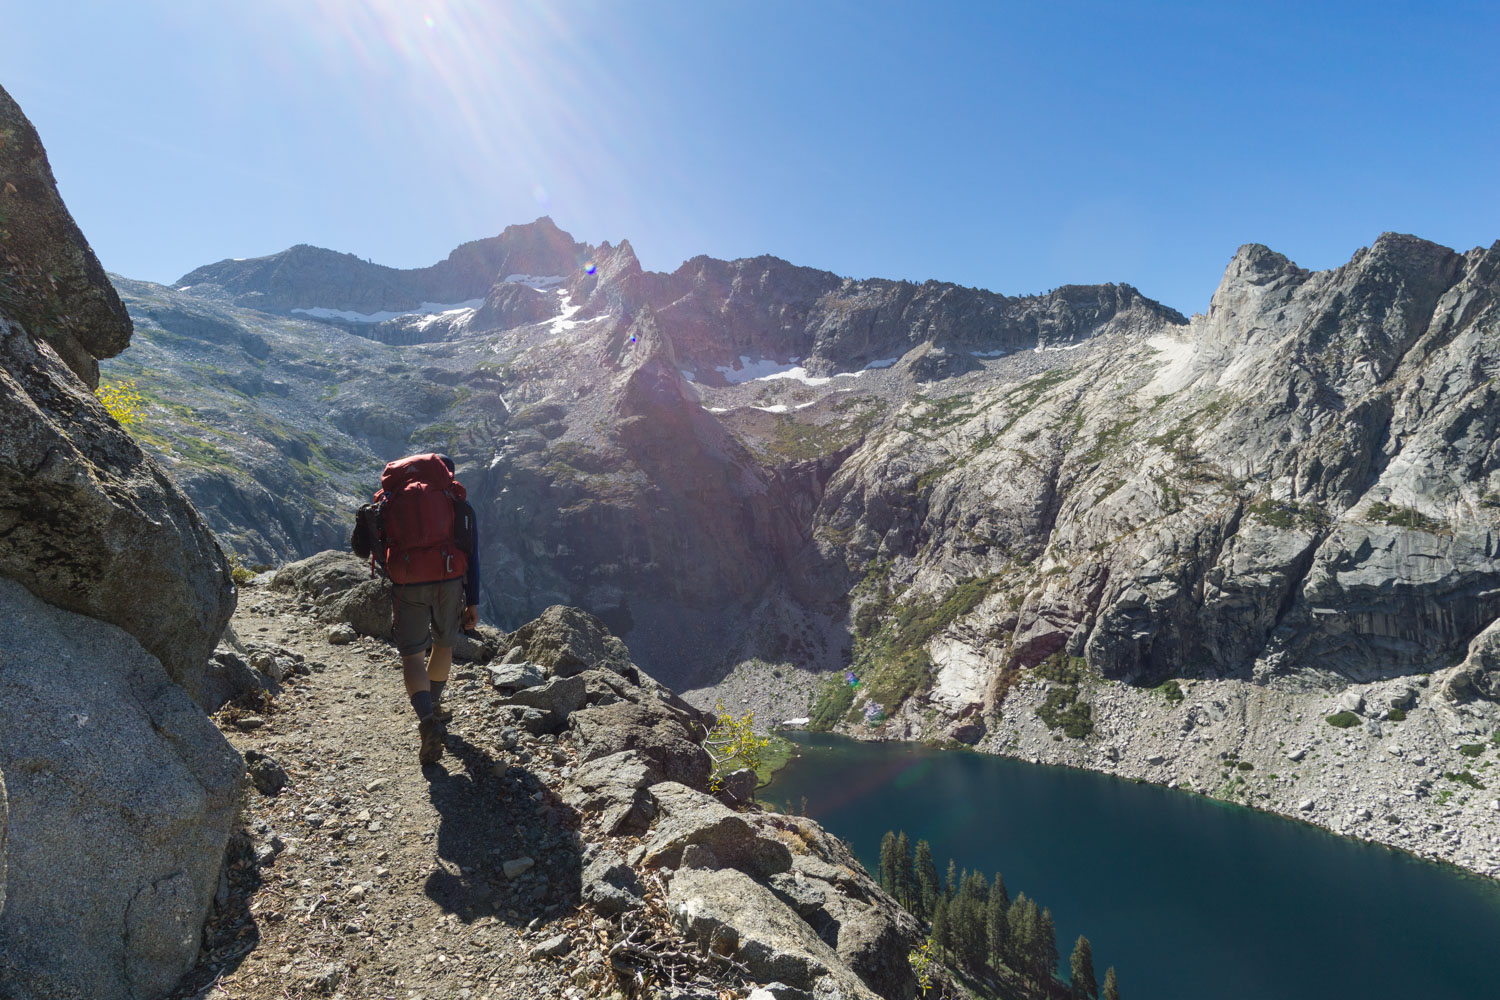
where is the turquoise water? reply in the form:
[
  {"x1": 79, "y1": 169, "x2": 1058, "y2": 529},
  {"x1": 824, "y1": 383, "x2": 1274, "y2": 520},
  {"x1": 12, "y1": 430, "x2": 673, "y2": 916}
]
[{"x1": 761, "y1": 732, "x2": 1500, "y2": 1000}]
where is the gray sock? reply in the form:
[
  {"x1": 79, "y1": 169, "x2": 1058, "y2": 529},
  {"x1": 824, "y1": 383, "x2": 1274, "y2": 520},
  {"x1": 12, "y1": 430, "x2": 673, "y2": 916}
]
[{"x1": 410, "y1": 690, "x2": 433, "y2": 721}]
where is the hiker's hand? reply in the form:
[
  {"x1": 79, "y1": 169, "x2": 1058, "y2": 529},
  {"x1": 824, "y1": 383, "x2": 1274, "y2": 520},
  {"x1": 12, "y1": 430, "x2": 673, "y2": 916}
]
[{"x1": 463, "y1": 605, "x2": 478, "y2": 630}]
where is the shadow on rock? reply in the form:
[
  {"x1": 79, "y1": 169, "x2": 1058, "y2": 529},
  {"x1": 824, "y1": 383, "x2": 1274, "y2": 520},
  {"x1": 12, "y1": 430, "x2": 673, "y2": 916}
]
[{"x1": 423, "y1": 732, "x2": 582, "y2": 927}]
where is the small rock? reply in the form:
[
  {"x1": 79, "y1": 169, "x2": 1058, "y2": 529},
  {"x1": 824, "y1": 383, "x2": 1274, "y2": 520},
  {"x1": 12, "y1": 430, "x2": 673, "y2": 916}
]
[
  {"x1": 245, "y1": 749, "x2": 289, "y2": 795},
  {"x1": 528, "y1": 934, "x2": 572, "y2": 959},
  {"x1": 1337, "y1": 690, "x2": 1365, "y2": 715},
  {"x1": 234, "y1": 715, "x2": 267, "y2": 731},
  {"x1": 1286, "y1": 748, "x2": 1306, "y2": 762},
  {"x1": 1298, "y1": 799, "x2": 1315, "y2": 812},
  {"x1": 348, "y1": 885, "x2": 367, "y2": 901},
  {"x1": 303, "y1": 962, "x2": 346, "y2": 994},
  {"x1": 328, "y1": 623, "x2": 357, "y2": 645},
  {"x1": 718, "y1": 768, "x2": 757, "y2": 804},
  {"x1": 365, "y1": 777, "x2": 389, "y2": 792},
  {"x1": 503, "y1": 857, "x2": 535, "y2": 878}
]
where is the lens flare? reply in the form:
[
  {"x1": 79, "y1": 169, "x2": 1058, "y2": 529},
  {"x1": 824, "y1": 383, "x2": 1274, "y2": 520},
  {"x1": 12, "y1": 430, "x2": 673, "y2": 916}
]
[{"x1": 585, "y1": 262, "x2": 597, "y2": 275}]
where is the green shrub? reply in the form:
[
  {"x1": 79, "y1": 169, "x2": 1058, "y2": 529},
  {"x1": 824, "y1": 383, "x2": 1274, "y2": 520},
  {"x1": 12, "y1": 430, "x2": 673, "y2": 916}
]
[
  {"x1": 1034, "y1": 651, "x2": 1087, "y2": 685},
  {"x1": 1386, "y1": 708, "x2": 1407, "y2": 722},
  {"x1": 1154, "y1": 679, "x2": 1185, "y2": 705},
  {"x1": 1444, "y1": 770, "x2": 1485, "y2": 790},
  {"x1": 227, "y1": 552, "x2": 255, "y2": 586},
  {"x1": 1459, "y1": 743, "x2": 1486, "y2": 758},
  {"x1": 1364, "y1": 501, "x2": 1444, "y2": 533},
  {"x1": 1237, "y1": 761, "x2": 1254, "y2": 771},
  {"x1": 1036, "y1": 686, "x2": 1094, "y2": 739},
  {"x1": 809, "y1": 677, "x2": 855, "y2": 732},
  {"x1": 1325, "y1": 711, "x2": 1361, "y2": 728}
]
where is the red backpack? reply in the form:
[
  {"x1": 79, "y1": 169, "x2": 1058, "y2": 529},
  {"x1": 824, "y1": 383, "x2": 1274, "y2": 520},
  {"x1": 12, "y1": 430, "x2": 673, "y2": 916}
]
[{"x1": 356, "y1": 453, "x2": 469, "y2": 584}]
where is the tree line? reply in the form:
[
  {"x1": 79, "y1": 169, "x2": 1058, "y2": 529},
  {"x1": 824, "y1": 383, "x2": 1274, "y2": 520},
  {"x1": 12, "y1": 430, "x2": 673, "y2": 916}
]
[{"x1": 878, "y1": 830, "x2": 1120, "y2": 1000}]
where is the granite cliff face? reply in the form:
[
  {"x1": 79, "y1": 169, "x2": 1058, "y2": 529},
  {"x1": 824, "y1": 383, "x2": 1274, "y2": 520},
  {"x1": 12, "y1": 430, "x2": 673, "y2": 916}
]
[
  {"x1": 0, "y1": 83, "x2": 241, "y2": 1000},
  {"x1": 108, "y1": 217, "x2": 1500, "y2": 872}
]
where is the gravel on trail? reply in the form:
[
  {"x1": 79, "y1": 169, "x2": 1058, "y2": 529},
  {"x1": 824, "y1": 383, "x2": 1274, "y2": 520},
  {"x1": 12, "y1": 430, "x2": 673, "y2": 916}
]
[{"x1": 168, "y1": 583, "x2": 634, "y2": 1000}]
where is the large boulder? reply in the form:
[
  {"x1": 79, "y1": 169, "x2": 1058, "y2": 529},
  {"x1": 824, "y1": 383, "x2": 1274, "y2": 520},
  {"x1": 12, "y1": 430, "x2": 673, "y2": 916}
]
[
  {"x1": 0, "y1": 84, "x2": 132, "y2": 387},
  {"x1": 0, "y1": 576, "x2": 243, "y2": 1000},
  {"x1": 641, "y1": 782, "x2": 792, "y2": 878},
  {"x1": 273, "y1": 550, "x2": 394, "y2": 639},
  {"x1": 667, "y1": 866, "x2": 878, "y2": 999},
  {"x1": 570, "y1": 701, "x2": 712, "y2": 788},
  {"x1": 559, "y1": 749, "x2": 663, "y2": 835},
  {"x1": 506, "y1": 605, "x2": 635, "y2": 677},
  {"x1": 0, "y1": 262, "x2": 233, "y2": 702}
]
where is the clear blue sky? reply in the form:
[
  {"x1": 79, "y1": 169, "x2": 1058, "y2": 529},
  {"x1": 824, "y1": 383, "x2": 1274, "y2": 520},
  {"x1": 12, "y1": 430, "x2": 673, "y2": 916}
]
[{"x1": 4, "y1": 0, "x2": 1497, "y2": 314}]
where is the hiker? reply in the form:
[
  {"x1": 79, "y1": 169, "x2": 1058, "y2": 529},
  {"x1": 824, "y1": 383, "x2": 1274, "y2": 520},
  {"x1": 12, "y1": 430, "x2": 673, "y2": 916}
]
[{"x1": 352, "y1": 453, "x2": 480, "y2": 764}]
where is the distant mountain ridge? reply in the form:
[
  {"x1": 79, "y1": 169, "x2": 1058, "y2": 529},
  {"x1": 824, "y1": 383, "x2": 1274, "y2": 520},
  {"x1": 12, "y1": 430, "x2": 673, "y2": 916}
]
[{"x1": 175, "y1": 216, "x2": 590, "y2": 316}]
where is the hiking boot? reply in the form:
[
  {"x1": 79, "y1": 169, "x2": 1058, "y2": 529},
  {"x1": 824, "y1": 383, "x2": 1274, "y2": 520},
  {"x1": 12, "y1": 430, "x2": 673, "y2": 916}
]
[
  {"x1": 431, "y1": 703, "x2": 454, "y2": 723},
  {"x1": 418, "y1": 718, "x2": 446, "y2": 764}
]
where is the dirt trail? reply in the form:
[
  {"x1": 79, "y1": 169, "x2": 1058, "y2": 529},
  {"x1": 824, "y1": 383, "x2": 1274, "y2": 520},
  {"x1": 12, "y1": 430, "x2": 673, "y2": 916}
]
[{"x1": 171, "y1": 581, "x2": 602, "y2": 1000}]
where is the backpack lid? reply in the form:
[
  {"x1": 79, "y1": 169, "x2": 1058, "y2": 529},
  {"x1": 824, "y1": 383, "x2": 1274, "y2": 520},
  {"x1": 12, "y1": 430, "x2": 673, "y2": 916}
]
[{"x1": 380, "y1": 453, "x2": 457, "y2": 496}]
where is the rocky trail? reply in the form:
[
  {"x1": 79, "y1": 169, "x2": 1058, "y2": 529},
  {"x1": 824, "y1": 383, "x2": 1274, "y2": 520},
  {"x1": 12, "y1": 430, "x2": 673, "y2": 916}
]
[
  {"x1": 166, "y1": 564, "x2": 938, "y2": 1000},
  {"x1": 172, "y1": 581, "x2": 600, "y2": 1000}
]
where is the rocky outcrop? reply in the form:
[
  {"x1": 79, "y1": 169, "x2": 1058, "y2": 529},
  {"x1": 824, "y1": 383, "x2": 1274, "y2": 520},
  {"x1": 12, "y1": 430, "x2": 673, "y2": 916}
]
[
  {"x1": 0, "y1": 285, "x2": 233, "y2": 698},
  {"x1": 0, "y1": 84, "x2": 133, "y2": 386},
  {"x1": 450, "y1": 596, "x2": 926, "y2": 999},
  {"x1": 0, "y1": 89, "x2": 242, "y2": 998},
  {"x1": 0, "y1": 577, "x2": 242, "y2": 1000}
]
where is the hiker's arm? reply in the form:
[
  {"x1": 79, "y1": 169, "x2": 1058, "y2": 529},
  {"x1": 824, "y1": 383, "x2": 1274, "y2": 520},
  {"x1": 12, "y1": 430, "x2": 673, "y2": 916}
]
[{"x1": 462, "y1": 499, "x2": 481, "y2": 609}]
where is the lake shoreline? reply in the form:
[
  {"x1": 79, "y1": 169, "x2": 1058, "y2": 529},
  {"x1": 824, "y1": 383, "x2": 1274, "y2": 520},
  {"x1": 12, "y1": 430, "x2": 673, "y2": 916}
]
[
  {"x1": 762, "y1": 730, "x2": 1500, "y2": 1000},
  {"x1": 807, "y1": 671, "x2": 1500, "y2": 883}
]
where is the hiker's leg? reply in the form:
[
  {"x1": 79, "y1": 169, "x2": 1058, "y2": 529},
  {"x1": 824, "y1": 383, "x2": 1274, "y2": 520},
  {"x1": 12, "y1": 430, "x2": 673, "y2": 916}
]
[
  {"x1": 427, "y1": 644, "x2": 453, "y2": 685},
  {"x1": 403, "y1": 651, "x2": 432, "y2": 696},
  {"x1": 427, "y1": 579, "x2": 463, "y2": 708}
]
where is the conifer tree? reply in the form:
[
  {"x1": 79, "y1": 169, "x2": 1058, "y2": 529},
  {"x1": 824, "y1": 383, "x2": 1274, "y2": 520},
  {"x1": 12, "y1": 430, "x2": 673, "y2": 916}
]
[
  {"x1": 985, "y1": 875, "x2": 1008, "y2": 971},
  {"x1": 878, "y1": 831, "x2": 897, "y2": 897},
  {"x1": 991, "y1": 871, "x2": 1009, "y2": 913},
  {"x1": 914, "y1": 840, "x2": 940, "y2": 921},
  {"x1": 1102, "y1": 965, "x2": 1120, "y2": 1000},
  {"x1": 1038, "y1": 907, "x2": 1060, "y2": 989},
  {"x1": 895, "y1": 831, "x2": 914, "y2": 909},
  {"x1": 932, "y1": 894, "x2": 953, "y2": 957},
  {"x1": 1006, "y1": 893, "x2": 1036, "y2": 976},
  {"x1": 1070, "y1": 935, "x2": 1098, "y2": 999},
  {"x1": 945, "y1": 858, "x2": 958, "y2": 900}
]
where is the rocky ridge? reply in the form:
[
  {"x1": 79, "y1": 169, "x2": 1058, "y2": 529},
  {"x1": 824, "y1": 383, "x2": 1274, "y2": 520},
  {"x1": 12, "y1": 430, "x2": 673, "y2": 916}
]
[
  {"x1": 102, "y1": 216, "x2": 1500, "y2": 880},
  {"x1": 183, "y1": 559, "x2": 972, "y2": 1000}
]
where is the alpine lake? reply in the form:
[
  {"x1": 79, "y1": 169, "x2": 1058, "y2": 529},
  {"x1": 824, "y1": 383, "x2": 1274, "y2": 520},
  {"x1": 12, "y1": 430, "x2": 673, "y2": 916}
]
[{"x1": 760, "y1": 731, "x2": 1500, "y2": 1000}]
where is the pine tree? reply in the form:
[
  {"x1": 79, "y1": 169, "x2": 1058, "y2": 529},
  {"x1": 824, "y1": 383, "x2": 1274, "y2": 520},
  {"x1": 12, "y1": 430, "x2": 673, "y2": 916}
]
[
  {"x1": 985, "y1": 875, "x2": 1008, "y2": 972},
  {"x1": 1070, "y1": 935, "x2": 1098, "y2": 999},
  {"x1": 895, "y1": 831, "x2": 914, "y2": 910},
  {"x1": 1006, "y1": 893, "x2": 1035, "y2": 976},
  {"x1": 1102, "y1": 965, "x2": 1120, "y2": 1000},
  {"x1": 914, "y1": 840, "x2": 940, "y2": 922},
  {"x1": 945, "y1": 858, "x2": 958, "y2": 900},
  {"x1": 932, "y1": 894, "x2": 952, "y2": 957},
  {"x1": 878, "y1": 831, "x2": 897, "y2": 897},
  {"x1": 1038, "y1": 907, "x2": 1060, "y2": 990}
]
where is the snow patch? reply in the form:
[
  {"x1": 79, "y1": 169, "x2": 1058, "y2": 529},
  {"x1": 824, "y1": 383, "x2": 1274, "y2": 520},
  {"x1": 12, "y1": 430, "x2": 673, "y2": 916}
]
[
  {"x1": 753, "y1": 404, "x2": 789, "y2": 413},
  {"x1": 863, "y1": 357, "x2": 898, "y2": 369},
  {"x1": 680, "y1": 370, "x2": 698, "y2": 383},
  {"x1": 971, "y1": 348, "x2": 1008, "y2": 358},
  {"x1": 1034, "y1": 341, "x2": 1088, "y2": 353},
  {"x1": 176, "y1": 285, "x2": 194, "y2": 292},
  {"x1": 291, "y1": 299, "x2": 484, "y2": 324},
  {"x1": 503, "y1": 273, "x2": 565, "y2": 289}
]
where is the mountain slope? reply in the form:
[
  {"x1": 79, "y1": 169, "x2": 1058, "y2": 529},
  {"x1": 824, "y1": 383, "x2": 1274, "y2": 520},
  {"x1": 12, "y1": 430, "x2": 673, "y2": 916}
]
[{"x1": 102, "y1": 223, "x2": 1500, "y2": 875}]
